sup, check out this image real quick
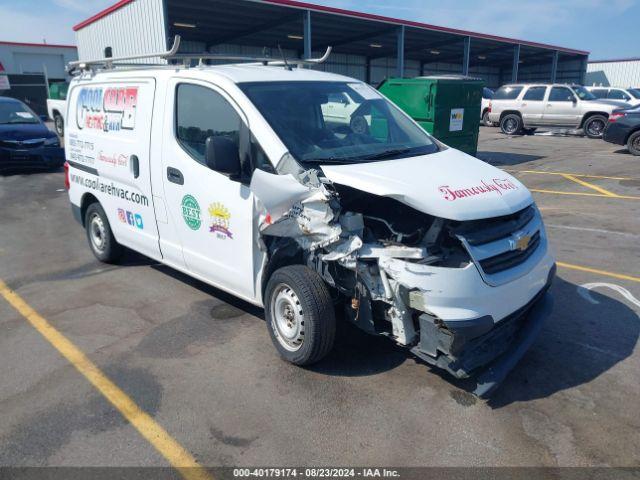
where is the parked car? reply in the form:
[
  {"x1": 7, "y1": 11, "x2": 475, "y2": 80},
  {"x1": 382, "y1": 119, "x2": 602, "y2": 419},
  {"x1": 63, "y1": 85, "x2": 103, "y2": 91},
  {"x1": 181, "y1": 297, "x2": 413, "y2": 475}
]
[
  {"x1": 488, "y1": 83, "x2": 630, "y2": 138},
  {"x1": 586, "y1": 86, "x2": 640, "y2": 107},
  {"x1": 65, "y1": 42, "x2": 555, "y2": 397},
  {"x1": 603, "y1": 105, "x2": 640, "y2": 156},
  {"x1": 481, "y1": 87, "x2": 494, "y2": 126},
  {"x1": 0, "y1": 96, "x2": 65, "y2": 172}
]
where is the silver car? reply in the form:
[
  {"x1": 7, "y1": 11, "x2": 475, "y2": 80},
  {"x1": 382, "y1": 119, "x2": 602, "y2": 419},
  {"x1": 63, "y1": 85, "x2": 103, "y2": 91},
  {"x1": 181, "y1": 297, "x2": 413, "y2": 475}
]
[{"x1": 487, "y1": 83, "x2": 630, "y2": 138}]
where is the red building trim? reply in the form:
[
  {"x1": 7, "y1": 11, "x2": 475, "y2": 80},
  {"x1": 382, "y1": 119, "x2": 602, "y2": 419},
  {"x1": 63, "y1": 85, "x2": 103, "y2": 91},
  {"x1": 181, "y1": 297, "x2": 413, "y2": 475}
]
[
  {"x1": 72, "y1": 0, "x2": 589, "y2": 56},
  {"x1": 0, "y1": 40, "x2": 76, "y2": 49},
  {"x1": 73, "y1": 0, "x2": 135, "y2": 31}
]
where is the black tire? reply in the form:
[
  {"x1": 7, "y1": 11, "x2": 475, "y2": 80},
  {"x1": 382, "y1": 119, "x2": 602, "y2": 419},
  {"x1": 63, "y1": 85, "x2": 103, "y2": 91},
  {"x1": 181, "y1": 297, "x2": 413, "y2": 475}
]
[
  {"x1": 583, "y1": 114, "x2": 608, "y2": 139},
  {"x1": 627, "y1": 131, "x2": 640, "y2": 156},
  {"x1": 500, "y1": 113, "x2": 522, "y2": 135},
  {"x1": 54, "y1": 114, "x2": 64, "y2": 137},
  {"x1": 84, "y1": 202, "x2": 122, "y2": 263},
  {"x1": 482, "y1": 110, "x2": 493, "y2": 127},
  {"x1": 264, "y1": 265, "x2": 336, "y2": 366}
]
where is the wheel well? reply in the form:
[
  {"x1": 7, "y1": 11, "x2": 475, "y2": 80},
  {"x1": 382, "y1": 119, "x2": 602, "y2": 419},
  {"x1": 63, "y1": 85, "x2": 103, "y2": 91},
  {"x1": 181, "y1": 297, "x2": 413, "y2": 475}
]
[
  {"x1": 260, "y1": 238, "x2": 304, "y2": 300},
  {"x1": 52, "y1": 109, "x2": 62, "y2": 118},
  {"x1": 80, "y1": 193, "x2": 99, "y2": 227},
  {"x1": 580, "y1": 112, "x2": 608, "y2": 128},
  {"x1": 482, "y1": 107, "x2": 489, "y2": 116},
  {"x1": 500, "y1": 110, "x2": 522, "y2": 122},
  {"x1": 626, "y1": 127, "x2": 640, "y2": 144}
]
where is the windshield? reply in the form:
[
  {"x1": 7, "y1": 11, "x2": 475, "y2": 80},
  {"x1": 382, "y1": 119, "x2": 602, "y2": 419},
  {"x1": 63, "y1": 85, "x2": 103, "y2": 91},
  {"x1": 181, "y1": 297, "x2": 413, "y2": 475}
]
[
  {"x1": 0, "y1": 100, "x2": 40, "y2": 125},
  {"x1": 239, "y1": 81, "x2": 439, "y2": 164},
  {"x1": 573, "y1": 86, "x2": 597, "y2": 101},
  {"x1": 629, "y1": 88, "x2": 640, "y2": 99}
]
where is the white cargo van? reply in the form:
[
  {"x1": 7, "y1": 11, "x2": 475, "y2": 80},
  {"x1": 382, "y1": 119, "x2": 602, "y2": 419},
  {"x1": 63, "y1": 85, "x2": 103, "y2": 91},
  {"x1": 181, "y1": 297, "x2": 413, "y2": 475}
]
[{"x1": 64, "y1": 39, "x2": 555, "y2": 397}]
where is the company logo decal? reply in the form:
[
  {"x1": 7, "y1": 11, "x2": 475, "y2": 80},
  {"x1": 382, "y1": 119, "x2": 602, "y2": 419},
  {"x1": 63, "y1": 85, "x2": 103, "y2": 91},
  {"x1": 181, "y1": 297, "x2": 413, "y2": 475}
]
[
  {"x1": 511, "y1": 232, "x2": 533, "y2": 252},
  {"x1": 438, "y1": 178, "x2": 519, "y2": 201},
  {"x1": 98, "y1": 151, "x2": 128, "y2": 167},
  {"x1": 77, "y1": 86, "x2": 138, "y2": 132},
  {"x1": 118, "y1": 208, "x2": 144, "y2": 230},
  {"x1": 208, "y1": 203, "x2": 233, "y2": 239},
  {"x1": 181, "y1": 195, "x2": 202, "y2": 231}
]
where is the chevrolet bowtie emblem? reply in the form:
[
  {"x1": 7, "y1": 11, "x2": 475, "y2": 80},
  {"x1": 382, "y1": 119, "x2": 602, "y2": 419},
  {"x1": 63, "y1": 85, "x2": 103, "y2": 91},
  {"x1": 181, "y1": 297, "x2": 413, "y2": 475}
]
[{"x1": 512, "y1": 233, "x2": 532, "y2": 252}]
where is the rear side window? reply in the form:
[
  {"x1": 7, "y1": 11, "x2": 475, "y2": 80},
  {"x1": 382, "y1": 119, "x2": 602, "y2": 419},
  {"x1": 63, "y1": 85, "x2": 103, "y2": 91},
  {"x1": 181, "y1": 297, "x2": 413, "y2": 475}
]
[
  {"x1": 483, "y1": 87, "x2": 494, "y2": 99},
  {"x1": 176, "y1": 83, "x2": 241, "y2": 166},
  {"x1": 493, "y1": 86, "x2": 523, "y2": 100},
  {"x1": 590, "y1": 89, "x2": 608, "y2": 98},
  {"x1": 523, "y1": 86, "x2": 547, "y2": 101},
  {"x1": 548, "y1": 87, "x2": 575, "y2": 102},
  {"x1": 608, "y1": 89, "x2": 630, "y2": 101}
]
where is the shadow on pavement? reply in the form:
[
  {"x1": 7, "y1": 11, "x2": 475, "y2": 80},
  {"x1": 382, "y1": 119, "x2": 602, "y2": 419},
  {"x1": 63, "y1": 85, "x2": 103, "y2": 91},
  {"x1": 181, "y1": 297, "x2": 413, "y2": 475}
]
[
  {"x1": 477, "y1": 150, "x2": 545, "y2": 166},
  {"x1": 488, "y1": 275, "x2": 639, "y2": 407}
]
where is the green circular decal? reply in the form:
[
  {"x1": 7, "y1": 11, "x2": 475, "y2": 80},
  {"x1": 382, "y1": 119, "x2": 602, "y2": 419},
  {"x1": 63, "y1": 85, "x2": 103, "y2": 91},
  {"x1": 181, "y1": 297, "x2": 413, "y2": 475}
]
[{"x1": 181, "y1": 195, "x2": 202, "y2": 231}]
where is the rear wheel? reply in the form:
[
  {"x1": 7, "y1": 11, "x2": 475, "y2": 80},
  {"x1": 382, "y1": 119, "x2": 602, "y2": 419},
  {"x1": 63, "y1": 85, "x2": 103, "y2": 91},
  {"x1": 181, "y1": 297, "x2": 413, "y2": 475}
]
[
  {"x1": 500, "y1": 113, "x2": 522, "y2": 135},
  {"x1": 628, "y1": 131, "x2": 640, "y2": 156},
  {"x1": 482, "y1": 110, "x2": 493, "y2": 127},
  {"x1": 264, "y1": 265, "x2": 336, "y2": 366},
  {"x1": 85, "y1": 203, "x2": 122, "y2": 263},
  {"x1": 54, "y1": 114, "x2": 64, "y2": 137},
  {"x1": 584, "y1": 115, "x2": 607, "y2": 139}
]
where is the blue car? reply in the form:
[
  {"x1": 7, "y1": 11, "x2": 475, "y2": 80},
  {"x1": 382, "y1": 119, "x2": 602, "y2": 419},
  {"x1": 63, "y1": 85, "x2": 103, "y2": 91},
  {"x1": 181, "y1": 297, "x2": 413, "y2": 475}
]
[{"x1": 0, "y1": 96, "x2": 65, "y2": 172}]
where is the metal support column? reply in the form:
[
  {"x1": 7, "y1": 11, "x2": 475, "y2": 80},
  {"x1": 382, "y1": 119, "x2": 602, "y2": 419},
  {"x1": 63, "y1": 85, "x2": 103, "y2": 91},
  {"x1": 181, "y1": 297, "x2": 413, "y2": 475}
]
[
  {"x1": 365, "y1": 57, "x2": 371, "y2": 84},
  {"x1": 512, "y1": 44, "x2": 520, "y2": 83},
  {"x1": 462, "y1": 36, "x2": 471, "y2": 76},
  {"x1": 303, "y1": 10, "x2": 312, "y2": 60},
  {"x1": 396, "y1": 25, "x2": 405, "y2": 78},
  {"x1": 551, "y1": 50, "x2": 559, "y2": 83}
]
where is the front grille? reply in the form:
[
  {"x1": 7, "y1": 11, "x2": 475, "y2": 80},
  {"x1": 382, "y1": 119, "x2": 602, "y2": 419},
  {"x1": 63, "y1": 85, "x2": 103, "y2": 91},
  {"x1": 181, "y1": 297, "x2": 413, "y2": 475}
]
[
  {"x1": 452, "y1": 205, "x2": 544, "y2": 285},
  {"x1": 0, "y1": 139, "x2": 46, "y2": 149},
  {"x1": 480, "y1": 231, "x2": 541, "y2": 274}
]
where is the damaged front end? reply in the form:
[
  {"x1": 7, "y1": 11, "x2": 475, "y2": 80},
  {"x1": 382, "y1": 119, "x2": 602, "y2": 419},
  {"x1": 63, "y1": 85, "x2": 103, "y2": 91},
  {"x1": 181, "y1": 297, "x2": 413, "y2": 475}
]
[{"x1": 251, "y1": 157, "x2": 555, "y2": 397}]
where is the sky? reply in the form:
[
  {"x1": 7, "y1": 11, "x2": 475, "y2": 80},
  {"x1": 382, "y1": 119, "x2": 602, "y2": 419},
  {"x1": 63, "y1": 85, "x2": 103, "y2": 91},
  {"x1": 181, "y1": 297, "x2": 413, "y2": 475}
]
[{"x1": 0, "y1": 0, "x2": 638, "y2": 60}]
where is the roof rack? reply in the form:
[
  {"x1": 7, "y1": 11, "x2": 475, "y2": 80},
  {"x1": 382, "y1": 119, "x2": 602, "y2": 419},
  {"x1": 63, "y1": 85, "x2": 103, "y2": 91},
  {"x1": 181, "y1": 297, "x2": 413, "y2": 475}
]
[{"x1": 67, "y1": 35, "x2": 332, "y2": 74}]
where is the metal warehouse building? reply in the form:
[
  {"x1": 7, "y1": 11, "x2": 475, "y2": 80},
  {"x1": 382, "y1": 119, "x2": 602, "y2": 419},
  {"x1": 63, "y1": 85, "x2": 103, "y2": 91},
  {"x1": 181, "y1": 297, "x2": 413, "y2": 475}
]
[
  {"x1": 73, "y1": 0, "x2": 589, "y2": 89},
  {"x1": 586, "y1": 58, "x2": 640, "y2": 88},
  {"x1": 0, "y1": 41, "x2": 78, "y2": 114}
]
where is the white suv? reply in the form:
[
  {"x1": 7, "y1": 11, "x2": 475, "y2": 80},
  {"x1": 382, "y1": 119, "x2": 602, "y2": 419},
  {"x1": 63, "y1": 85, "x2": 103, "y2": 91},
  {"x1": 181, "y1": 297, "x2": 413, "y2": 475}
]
[
  {"x1": 64, "y1": 39, "x2": 555, "y2": 397},
  {"x1": 488, "y1": 83, "x2": 630, "y2": 138},
  {"x1": 586, "y1": 86, "x2": 640, "y2": 107}
]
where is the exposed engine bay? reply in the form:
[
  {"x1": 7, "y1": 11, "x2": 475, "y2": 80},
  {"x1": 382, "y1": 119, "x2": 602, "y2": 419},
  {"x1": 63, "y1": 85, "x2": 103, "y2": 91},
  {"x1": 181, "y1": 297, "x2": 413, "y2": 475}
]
[{"x1": 250, "y1": 157, "x2": 551, "y2": 384}]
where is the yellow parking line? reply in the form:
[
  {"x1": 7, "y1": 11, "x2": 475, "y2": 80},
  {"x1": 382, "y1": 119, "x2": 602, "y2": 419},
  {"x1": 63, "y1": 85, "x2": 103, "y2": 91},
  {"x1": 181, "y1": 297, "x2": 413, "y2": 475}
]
[
  {"x1": 561, "y1": 174, "x2": 619, "y2": 198},
  {"x1": 558, "y1": 262, "x2": 640, "y2": 283},
  {"x1": 0, "y1": 279, "x2": 213, "y2": 480},
  {"x1": 507, "y1": 169, "x2": 634, "y2": 181},
  {"x1": 530, "y1": 188, "x2": 640, "y2": 200}
]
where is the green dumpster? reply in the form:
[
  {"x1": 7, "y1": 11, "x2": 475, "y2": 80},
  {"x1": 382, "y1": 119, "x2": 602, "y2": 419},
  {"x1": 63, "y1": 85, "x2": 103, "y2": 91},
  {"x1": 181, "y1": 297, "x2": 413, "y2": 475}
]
[
  {"x1": 48, "y1": 82, "x2": 69, "y2": 101},
  {"x1": 378, "y1": 76, "x2": 483, "y2": 156}
]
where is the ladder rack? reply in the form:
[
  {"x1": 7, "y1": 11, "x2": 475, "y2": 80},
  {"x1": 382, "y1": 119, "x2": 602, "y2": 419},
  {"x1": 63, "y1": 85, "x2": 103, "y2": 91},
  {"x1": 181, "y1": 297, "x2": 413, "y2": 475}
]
[{"x1": 67, "y1": 35, "x2": 332, "y2": 74}]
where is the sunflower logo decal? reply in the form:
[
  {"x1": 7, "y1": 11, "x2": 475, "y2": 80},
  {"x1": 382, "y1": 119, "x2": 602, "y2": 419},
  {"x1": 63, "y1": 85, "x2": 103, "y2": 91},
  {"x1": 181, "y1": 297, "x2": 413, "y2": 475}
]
[{"x1": 208, "y1": 202, "x2": 233, "y2": 239}]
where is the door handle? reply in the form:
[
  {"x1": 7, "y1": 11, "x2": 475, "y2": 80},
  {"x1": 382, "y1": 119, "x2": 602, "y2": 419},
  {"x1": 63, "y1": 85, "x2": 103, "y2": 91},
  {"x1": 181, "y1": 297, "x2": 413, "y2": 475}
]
[
  {"x1": 130, "y1": 155, "x2": 140, "y2": 179},
  {"x1": 167, "y1": 167, "x2": 184, "y2": 185}
]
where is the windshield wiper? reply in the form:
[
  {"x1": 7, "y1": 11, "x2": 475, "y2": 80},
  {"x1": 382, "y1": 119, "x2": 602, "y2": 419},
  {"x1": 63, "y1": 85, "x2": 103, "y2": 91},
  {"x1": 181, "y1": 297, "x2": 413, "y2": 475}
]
[{"x1": 357, "y1": 148, "x2": 412, "y2": 161}]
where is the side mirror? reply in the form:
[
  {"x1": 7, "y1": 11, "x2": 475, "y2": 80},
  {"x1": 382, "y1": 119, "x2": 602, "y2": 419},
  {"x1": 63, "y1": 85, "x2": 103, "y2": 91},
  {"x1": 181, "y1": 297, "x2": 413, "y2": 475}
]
[
  {"x1": 205, "y1": 136, "x2": 241, "y2": 176},
  {"x1": 571, "y1": 96, "x2": 578, "y2": 103}
]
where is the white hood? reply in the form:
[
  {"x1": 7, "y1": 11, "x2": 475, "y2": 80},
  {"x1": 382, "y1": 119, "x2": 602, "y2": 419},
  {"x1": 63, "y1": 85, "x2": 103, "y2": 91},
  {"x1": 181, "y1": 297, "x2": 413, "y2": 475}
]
[{"x1": 321, "y1": 148, "x2": 533, "y2": 221}]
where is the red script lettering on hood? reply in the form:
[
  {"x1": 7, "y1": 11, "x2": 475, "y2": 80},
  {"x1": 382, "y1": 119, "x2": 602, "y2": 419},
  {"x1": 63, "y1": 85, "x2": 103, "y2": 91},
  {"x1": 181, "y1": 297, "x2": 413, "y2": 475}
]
[{"x1": 439, "y1": 179, "x2": 518, "y2": 201}]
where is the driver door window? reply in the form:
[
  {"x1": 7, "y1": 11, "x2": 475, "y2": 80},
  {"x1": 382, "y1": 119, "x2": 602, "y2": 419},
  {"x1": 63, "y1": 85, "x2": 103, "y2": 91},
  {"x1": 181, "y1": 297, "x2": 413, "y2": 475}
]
[
  {"x1": 548, "y1": 87, "x2": 575, "y2": 102},
  {"x1": 176, "y1": 83, "x2": 241, "y2": 169}
]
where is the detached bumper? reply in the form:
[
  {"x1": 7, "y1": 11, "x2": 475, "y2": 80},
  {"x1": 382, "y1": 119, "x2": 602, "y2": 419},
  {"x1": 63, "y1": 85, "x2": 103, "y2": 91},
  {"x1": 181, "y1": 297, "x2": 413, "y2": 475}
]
[{"x1": 411, "y1": 264, "x2": 556, "y2": 398}]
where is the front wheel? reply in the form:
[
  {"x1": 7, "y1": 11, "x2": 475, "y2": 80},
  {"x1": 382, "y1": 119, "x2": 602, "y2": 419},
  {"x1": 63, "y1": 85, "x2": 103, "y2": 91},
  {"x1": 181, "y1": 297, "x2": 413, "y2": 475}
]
[
  {"x1": 500, "y1": 114, "x2": 522, "y2": 135},
  {"x1": 54, "y1": 114, "x2": 64, "y2": 137},
  {"x1": 265, "y1": 265, "x2": 336, "y2": 366},
  {"x1": 584, "y1": 115, "x2": 608, "y2": 139},
  {"x1": 628, "y1": 131, "x2": 640, "y2": 156},
  {"x1": 85, "y1": 203, "x2": 122, "y2": 263}
]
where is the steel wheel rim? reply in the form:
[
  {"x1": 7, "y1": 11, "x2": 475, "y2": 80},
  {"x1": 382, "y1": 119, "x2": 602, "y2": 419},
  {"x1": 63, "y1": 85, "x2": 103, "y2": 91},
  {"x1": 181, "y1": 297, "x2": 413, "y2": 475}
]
[
  {"x1": 483, "y1": 111, "x2": 490, "y2": 125},
  {"x1": 270, "y1": 283, "x2": 305, "y2": 352},
  {"x1": 504, "y1": 117, "x2": 518, "y2": 134},
  {"x1": 588, "y1": 119, "x2": 605, "y2": 136},
  {"x1": 632, "y1": 135, "x2": 640, "y2": 151},
  {"x1": 55, "y1": 116, "x2": 63, "y2": 132},
  {"x1": 89, "y1": 213, "x2": 107, "y2": 253}
]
